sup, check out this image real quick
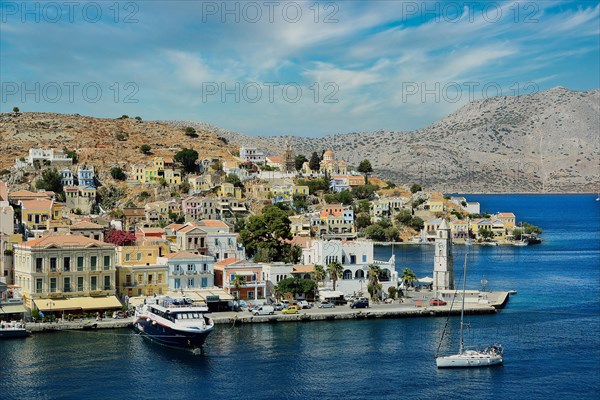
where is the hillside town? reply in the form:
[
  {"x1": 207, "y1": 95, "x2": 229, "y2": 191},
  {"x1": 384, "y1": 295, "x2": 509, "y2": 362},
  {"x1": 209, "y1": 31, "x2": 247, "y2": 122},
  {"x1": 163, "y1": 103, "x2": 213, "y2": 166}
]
[{"x1": 0, "y1": 138, "x2": 541, "y2": 321}]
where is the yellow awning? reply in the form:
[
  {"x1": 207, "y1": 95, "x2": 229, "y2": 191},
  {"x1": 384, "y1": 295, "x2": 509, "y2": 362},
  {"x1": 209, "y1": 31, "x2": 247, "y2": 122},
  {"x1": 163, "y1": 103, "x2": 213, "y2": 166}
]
[
  {"x1": 0, "y1": 304, "x2": 28, "y2": 314},
  {"x1": 34, "y1": 296, "x2": 122, "y2": 311}
]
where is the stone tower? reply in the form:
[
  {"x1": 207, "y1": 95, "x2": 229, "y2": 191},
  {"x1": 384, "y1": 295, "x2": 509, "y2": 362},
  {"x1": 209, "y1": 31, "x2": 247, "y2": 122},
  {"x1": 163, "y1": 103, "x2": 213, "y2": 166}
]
[
  {"x1": 282, "y1": 140, "x2": 295, "y2": 173},
  {"x1": 433, "y1": 219, "x2": 454, "y2": 292}
]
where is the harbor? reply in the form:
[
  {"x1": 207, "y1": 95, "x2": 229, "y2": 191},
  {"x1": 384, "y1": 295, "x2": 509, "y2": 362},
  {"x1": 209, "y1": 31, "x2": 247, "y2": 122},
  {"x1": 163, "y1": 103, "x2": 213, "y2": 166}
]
[{"x1": 23, "y1": 291, "x2": 508, "y2": 332}]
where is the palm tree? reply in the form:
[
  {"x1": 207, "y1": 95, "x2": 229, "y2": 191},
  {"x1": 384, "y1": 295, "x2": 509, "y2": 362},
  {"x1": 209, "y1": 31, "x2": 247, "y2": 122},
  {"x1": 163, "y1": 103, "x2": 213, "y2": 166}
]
[
  {"x1": 314, "y1": 264, "x2": 326, "y2": 287},
  {"x1": 401, "y1": 268, "x2": 418, "y2": 289},
  {"x1": 367, "y1": 264, "x2": 382, "y2": 301},
  {"x1": 326, "y1": 261, "x2": 343, "y2": 291},
  {"x1": 231, "y1": 274, "x2": 247, "y2": 311}
]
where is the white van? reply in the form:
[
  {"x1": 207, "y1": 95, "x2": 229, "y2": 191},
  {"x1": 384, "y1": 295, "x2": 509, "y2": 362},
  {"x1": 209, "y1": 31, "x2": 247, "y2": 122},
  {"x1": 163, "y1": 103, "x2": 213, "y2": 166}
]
[{"x1": 252, "y1": 305, "x2": 275, "y2": 316}]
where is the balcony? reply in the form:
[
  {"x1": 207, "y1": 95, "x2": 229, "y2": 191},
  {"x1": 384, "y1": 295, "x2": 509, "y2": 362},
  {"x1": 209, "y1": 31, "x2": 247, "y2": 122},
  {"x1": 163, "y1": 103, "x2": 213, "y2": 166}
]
[{"x1": 48, "y1": 292, "x2": 63, "y2": 298}]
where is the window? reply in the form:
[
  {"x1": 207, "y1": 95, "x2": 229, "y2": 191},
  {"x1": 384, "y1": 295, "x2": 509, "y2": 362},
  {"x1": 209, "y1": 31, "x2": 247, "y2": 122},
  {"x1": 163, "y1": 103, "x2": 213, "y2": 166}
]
[
  {"x1": 136, "y1": 252, "x2": 141, "y2": 261},
  {"x1": 228, "y1": 238, "x2": 233, "y2": 246},
  {"x1": 77, "y1": 277, "x2": 84, "y2": 292},
  {"x1": 362, "y1": 255, "x2": 367, "y2": 263},
  {"x1": 174, "y1": 278, "x2": 181, "y2": 289},
  {"x1": 104, "y1": 276, "x2": 111, "y2": 290},
  {"x1": 201, "y1": 277, "x2": 208, "y2": 288},
  {"x1": 36, "y1": 258, "x2": 43, "y2": 273},
  {"x1": 90, "y1": 256, "x2": 97, "y2": 271},
  {"x1": 187, "y1": 264, "x2": 194, "y2": 271},
  {"x1": 63, "y1": 257, "x2": 70, "y2": 272},
  {"x1": 50, "y1": 278, "x2": 57, "y2": 293},
  {"x1": 137, "y1": 275, "x2": 143, "y2": 284},
  {"x1": 77, "y1": 256, "x2": 84, "y2": 271},
  {"x1": 90, "y1": 276, "x2": 97, "y2": 291},
  {"x1": 252, "y1": 273, "x2": 257, "y2": 282},
  {"x1": 104, "y1": 255, "x2": 111, "y2": 270},
  {"x1": 157, "y1": 274, "x2": 162, "y2": 283},
  {"x1": 50, "y1": 258, "x2": 57, "y2": 272},
  {"x1": 248, "y1": 291, "x2": 254, "y2": 299},
  {"x1": 64, "y1": 277, "x2": 71, "y2": 292},
  {"x1": 125, "y1": 253, "x2": 131, "y2": 261},
  {"x1": 202, "y1": 263, "x2": 208, "y2": 272},
  {"x1": 36, "y1": 278, "x2": 43, "y2": 293},
  {"x1": 188, "y1": 278, "x2": 194, "y2": 287}
]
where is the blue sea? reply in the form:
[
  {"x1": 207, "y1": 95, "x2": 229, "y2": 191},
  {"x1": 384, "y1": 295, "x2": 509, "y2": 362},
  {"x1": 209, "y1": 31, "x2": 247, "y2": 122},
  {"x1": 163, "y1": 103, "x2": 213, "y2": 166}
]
[{"x1": 2, "y1": 195, "x2": 599, "y2": 400}]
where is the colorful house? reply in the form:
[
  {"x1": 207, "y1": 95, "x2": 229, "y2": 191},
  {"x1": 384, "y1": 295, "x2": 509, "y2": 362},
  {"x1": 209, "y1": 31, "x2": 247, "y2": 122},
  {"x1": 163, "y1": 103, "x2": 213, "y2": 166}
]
[{"x1": 213, "y1": 258, "x2": 266, "y2": 301}]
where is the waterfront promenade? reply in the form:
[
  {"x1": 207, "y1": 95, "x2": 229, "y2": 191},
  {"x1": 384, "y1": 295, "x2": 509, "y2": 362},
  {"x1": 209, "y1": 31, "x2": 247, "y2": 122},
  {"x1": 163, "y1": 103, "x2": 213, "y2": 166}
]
[{"x1": 24, "y1": 292, "x2": 508, "y2": 332}]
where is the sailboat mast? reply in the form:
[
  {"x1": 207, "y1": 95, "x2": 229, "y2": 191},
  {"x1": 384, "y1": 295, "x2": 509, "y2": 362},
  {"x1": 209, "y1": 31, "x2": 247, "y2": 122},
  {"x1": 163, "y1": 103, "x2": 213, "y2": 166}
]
[{"x1": 459, "y1": 249, "x2": 468, "y2": 355}]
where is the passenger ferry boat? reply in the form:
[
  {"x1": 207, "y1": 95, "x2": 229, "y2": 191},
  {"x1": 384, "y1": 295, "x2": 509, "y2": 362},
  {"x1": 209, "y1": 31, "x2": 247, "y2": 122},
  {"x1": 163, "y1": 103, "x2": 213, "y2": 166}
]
[{"x1": 133, "y1": 297, "x2": 214, "y2": 354}]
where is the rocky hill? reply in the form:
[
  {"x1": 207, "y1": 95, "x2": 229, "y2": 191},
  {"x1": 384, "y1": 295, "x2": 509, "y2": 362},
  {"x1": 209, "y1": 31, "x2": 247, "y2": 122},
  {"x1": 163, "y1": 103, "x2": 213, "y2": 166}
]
[
  {"x1": 0, "y1": 113, "x2": 238, "y2": 177},
  {"x1": 175, "y1": 87, "x2": 599, "y2": 193}
]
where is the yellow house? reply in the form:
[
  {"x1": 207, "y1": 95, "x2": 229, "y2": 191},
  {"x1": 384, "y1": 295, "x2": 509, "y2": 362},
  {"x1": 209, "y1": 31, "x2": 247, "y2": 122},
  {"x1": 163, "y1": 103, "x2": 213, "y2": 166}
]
[
  {"x1": 219, "y1": 183, "x2": 242, "y2": 199},
  {"x1": 20, "y1": 199, "x2": 53, "y2": 231},
  {"x1": 164, "y1": 169, "x2": 181, "y2": 185},
  {"x1": 425, "y1": 199, "x2": 445, "y2": 213},
  {"x1": 13, "y1": 235, "x2": 120, "y2": 312},
  {"x1": 115, "y1": 241, "x2": 170, "y2": 297},
  {"x1": 470, "y1": 219, "x2": 492, "y2": 238},
  {"x1": 292, "y1": 185, "x2": 309, "y2": 196},
  {"x1": 144, "y1": 166, "x2": 159, "y2": 183},
  {"x1": 495, "y1": 212, "x2": 516, "y2": 229}
]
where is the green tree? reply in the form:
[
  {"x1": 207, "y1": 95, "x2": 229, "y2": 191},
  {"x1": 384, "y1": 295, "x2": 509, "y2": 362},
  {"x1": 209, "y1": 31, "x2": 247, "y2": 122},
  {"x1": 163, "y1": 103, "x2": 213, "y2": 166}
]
[
  {"x1": 513, "y1": 228, "x2": 523, "y2": 240},
  {"x1": 180, "y1": 181, "x2": 191, "y2": 194},
  {"x1": 337, "y1": 190, "x2": 353, "y2": 205},
  {"x1": 184, "y1": 126, "x2": 197, "y2": 137},
  {"x1": 225, "y1": 173, "x2": 243, "y2": 188},
  {"x1": 174, "y1": 148, "x2": 199, "y2": 173},
  {"x1": 395, "y1": 209, "x2": 413, "y2": 226},
  {"x1": 292, "y1": 195, "x2": 308, "y2": 212},
  {"x1": 387, "y1": 286, "x2": 398, "y2": 300},
  {"x1": 140, "y1": 144, "x2": 151, "y2": 154},
  {"x1": 326, "y1": 261, "x2": 343, "y2": 291},
  {"x1": 294, "y1": 155, "x2": 308, "y2": 171},
  {"x1": 231, "y1": 274, "x2": 247, "y2": 310},
  {"x1": 384, "y1": 226, "x2": 400, "y2": 242},
  {"x1": 401, "y1": 268, "x2": 418, "y2": 288},
  {"x1": 365, "y1": 223, "x2": 386, "y2": 241},
  {"x1": 308, "y1": 152, "x2": 321, "y2": 171},
  {"x1": 410, "y1": 183, "x2": 422, "y2": 193},
  {"x1": 523, "y1": 222, "x2": 542, "y2": 235},
  {"x1": 408, "y1": 216, "x2": 424, "y2": 231},
  {"x1": 64, "y1": 149, "x2": 78, "y2": 164},
  {"x1": 352, "y1": 184, "x2": 378, "y2": 200},
  {"x1": 479, "y1": 228, "x2": 494, "y2": 240},
  {"x1": 13, "y1": 106, "x2": 20, "y2": 113},
  {"x1": 314, "y1": 264, "x2": 326, "y2": 288},
  {"x1": 239, "y1": 205, "x2": 293, "y2": 262},
  {"x1": 367, "y1": 264, "x2": 382, "y2": 301},
  {"x1": 356, "y1": 199, "x2": 370, "y2": 214},
  {"x1": 110, "y1": 167, "x2": 127, "y2": 181},
  {"x1": 35, "y1": 168, "x2": 63, "y2": 193},
  {"x1": 357, "y1": 159, "x2": 373, "y2": 185},
  {"x1": 355, "y1": 213, "x2": 372, "y2": 230}
]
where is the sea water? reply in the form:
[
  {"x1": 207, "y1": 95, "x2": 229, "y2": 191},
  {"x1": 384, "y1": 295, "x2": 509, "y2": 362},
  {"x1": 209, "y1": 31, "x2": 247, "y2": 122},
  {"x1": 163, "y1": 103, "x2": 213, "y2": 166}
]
[{"x1": 1, "y1": 195, "x2": 599, "y2": 399}]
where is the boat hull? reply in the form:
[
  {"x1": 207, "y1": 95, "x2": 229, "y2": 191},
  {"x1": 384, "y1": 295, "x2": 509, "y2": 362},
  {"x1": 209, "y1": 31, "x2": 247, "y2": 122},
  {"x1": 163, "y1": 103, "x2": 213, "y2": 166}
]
[
  {"x1": 0, "y1": 328, "x2": 31, "y2": 338},
  {"x1": 133, "y1": 316, "x2": 212, "y2": 351},
  {"x1": 436, "y1": 353, "x2": 503, "y2": 368}
]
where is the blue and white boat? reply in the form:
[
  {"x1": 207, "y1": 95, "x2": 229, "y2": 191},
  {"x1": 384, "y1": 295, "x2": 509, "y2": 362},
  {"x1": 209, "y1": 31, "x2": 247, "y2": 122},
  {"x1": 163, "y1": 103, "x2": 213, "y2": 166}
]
[{"x1": 133, "y1": 297, "x2": 214, "y2": 354}]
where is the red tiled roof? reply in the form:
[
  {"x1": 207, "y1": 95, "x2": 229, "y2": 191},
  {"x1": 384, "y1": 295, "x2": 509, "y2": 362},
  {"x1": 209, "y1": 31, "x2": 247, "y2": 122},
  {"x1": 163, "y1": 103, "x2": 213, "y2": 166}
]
[
  {"x1": 214, "y1": 257, "x2": 242, "y2": 267},
  {"x1": 18, "y1": 235, "x2": 114, "y2": 248}
]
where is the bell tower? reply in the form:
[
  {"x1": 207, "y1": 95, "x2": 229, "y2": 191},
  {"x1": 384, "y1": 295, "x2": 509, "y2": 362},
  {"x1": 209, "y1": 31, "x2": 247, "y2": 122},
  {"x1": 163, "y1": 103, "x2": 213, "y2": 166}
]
[{"x1": 433, "y1": 219, "x2": 454, "y2": 292}]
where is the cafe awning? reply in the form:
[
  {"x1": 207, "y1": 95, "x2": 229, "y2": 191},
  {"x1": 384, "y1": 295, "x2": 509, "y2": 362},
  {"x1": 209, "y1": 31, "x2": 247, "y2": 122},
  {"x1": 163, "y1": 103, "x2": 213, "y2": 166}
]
[
  {"x1": 0, "y1": 304, "x2": 28, "y2": 314},
  {"x1": 34, "y1": 296, "x2": 122, "y2": 312}
]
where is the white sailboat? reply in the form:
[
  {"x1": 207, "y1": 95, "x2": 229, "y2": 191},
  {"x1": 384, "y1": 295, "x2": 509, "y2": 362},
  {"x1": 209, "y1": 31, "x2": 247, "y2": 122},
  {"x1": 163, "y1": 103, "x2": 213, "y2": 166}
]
[
  {"x1": 435, "y1": 251, "x2": 503, "y2": 368},
  {"x1": 513, "y1": 222, "x2": 528, "y2": 246}
]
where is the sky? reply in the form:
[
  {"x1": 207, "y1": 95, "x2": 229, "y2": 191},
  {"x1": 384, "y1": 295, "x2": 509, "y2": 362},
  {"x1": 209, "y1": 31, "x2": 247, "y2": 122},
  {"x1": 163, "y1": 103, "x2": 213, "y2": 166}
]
[{"x1": 1, "y1": 0, "x2": 599, "y2": 136}]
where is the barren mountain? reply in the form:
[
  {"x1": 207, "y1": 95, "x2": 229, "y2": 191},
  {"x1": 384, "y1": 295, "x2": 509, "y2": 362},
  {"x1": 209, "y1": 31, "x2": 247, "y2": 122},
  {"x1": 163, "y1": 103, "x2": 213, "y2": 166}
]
[
  {"x1": 176, "y1": 87, "x2": 599, "y2": 193},
  {"x1": 0, "y1": 113, "x2": 237, "y2": 175}
]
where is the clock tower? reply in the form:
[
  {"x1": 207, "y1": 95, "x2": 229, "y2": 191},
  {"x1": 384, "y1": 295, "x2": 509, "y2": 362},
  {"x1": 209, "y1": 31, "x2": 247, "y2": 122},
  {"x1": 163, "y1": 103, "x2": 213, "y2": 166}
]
[{"x1": 433, "y1": 219, "x2": 454, "y2": 292}]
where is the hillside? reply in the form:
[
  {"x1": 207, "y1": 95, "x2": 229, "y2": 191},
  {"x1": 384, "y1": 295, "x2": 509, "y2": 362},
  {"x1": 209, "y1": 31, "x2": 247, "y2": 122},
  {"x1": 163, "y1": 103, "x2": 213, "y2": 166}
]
[
  {"x1": 0, "y1": 113, "x2": 238, "y2": 176},
  {"x1": 177, "y1": 87, "x2": 599, "y2": 193}
]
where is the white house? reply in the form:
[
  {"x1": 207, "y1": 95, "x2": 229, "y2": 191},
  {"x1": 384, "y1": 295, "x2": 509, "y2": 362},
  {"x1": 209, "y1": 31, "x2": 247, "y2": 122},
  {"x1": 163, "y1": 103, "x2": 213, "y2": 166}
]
[
  {"x1": 300, "y1": 239, "x2": 397, "y2": 298},
  {"x1": 158, "y1": 251, "x2": 215, "y2": 291},
  {"x1": 240, "y1": 147, "x2": 266, "y2": 164}
]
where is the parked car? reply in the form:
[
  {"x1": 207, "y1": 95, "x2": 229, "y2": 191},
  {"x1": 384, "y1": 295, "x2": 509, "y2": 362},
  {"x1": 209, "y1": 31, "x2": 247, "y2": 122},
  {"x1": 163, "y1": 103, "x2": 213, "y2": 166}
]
[
  {"x1": 112, "y1": 311, "x2": 127, "y2": 319},
  {"x1": 273, "y1": 303, "x2": 284, "y2": 311},
  {"x1": 318, "y1": 301, "x2": 335, "y2": 309},
  {"x1": 350, "y1": 299, "x2": 369, "y2": 309},
  {"x1": 252, "y1": 305, "x2": 275, "y2": 316},
  {"x1": 282, "y1": 306, "x2": 299, "y2": 314},
  {"x1": 429, "y1": 298, "x2": 447, "y2": 306},
  {"x1": 298, "y1": 300, "x2": 312, "y2": 309}
]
